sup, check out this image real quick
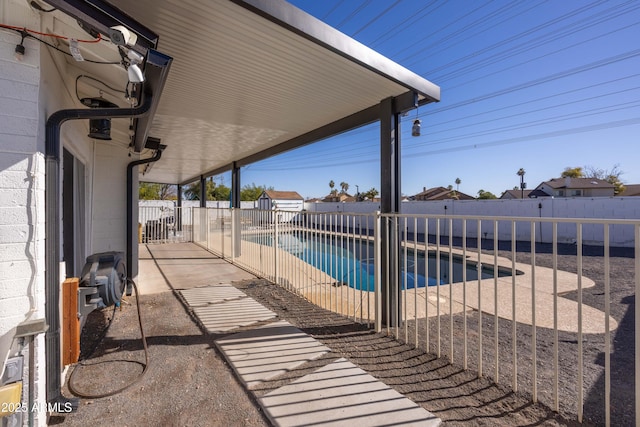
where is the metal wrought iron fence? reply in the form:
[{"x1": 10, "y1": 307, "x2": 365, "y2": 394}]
[
  {"x1": 138, "y1": 205, "x2": 192, "y2": 243},
  {"x1": 190, "y1": 207, "x2": 638, "y2": 426}
]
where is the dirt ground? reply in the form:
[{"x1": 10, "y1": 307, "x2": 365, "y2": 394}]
[{"x1": 53, "y1": 242, "x2": 634, "y2": 426}]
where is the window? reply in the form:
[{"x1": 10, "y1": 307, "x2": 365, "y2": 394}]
[{"x1": 63, "y1": 148, "x2": 86, "y2": 277}]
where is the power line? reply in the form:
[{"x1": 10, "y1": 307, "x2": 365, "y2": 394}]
[
  {"x1": 413, "y1": 0, "x2": 611, "y2": 73},
  {"x1": 335, "y1": 0, "x2": 373, "y2": 29},
  {"x1": 428, "y1": 49, "x2": 640, "y2": 115},
  {"x1": 254, "y1": 90, "x2": 640, "y2": 169},
  {"x1": 351, "y1": 0, "x2": 402, "y2": 37},
  {"x1": 321, "y1": 0, "x2": 345, "y2": 21},
  {"x1": 368, "y1": 0, "x2": 442, "y2": 47},
  {"x1": 250, "y1": 117, "x2": 640, "y2": 171},
  {"x1": 398, "y1": 0, "x2": 541, "y2": 64},
  {"x1": 433, "y1": 2, "x2": 640, "y2": 84},
  {"x1": 409, "y1": 117, "x2": 640, "y2": 158}
]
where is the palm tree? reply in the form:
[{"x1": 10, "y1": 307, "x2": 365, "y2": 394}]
[
  {"x1": 340, "y1": 181, "x2": 349, "y2": 194},
  {"x1": 329, "y1": 180, "x2": 337, "y2": 195},
  {"x1": 455, "y1": 177, "x2": 461, "y2": 192}
]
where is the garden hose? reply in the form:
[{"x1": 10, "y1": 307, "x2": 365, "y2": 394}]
[{"x1": 68, "y1": 279, "x2": 149, "y2": 398}]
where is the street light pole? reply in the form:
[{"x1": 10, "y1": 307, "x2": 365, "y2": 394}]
[{"x1": 517, "y1": 168, "x2": 526, "y2": 199}]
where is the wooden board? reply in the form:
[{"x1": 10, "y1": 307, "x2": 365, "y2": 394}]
[{"x1": 62, "y1": 278, "x2": 80, "y2": 365}]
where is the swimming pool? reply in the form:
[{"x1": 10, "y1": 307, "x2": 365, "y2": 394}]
[{"x1": 245, "y1": 232, "x2": 514, "y2": 291}]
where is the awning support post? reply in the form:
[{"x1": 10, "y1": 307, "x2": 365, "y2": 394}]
[
  {"x1": 231, "y1": 162, "x2": 241, "y2": 257},
  {"x1": 379, "y1": 96, "x2": 402, "y2": 327}
]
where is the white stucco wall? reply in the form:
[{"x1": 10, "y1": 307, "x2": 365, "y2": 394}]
[
  {"x1": 0, "y1": 2, "x2": 48, "y2": 424},
  {"x1": 1, "y1": 2, "x2": 144, "y2": 422},
  {"x1": 91, "y1": 142, "x2": 134, "y2": 253}
]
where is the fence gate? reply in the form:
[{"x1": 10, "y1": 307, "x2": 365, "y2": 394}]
[{"x1": 138, "y1": 205, "x2": 192, "y2": 243}]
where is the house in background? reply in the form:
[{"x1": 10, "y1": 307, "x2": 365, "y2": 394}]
[
  {"x1": 412, "y1": 186, "x2": 475, "y2": 201},
  {"x1": 258, "y1": 190, "x2": 304, "y2": 223},
  {"x1": 500, "y1": 189, "x2": 533, "y2": 199},
  {"x1": 257, "y1": 190, "x2": 304, "y2": 211},
  {"x1": 534, "y1": 177, "x2": 615, "y2": 198},
  {"x1": 322, "y1": 192, "x2": 353, "y2": 202},
  {"x1": 618, "y1": 184, "x2": 640, "y2": 196}
]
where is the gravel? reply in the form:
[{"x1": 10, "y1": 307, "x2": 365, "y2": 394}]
[{"x1": 54, "y1": 242, "x2": 634, "y2": 426}]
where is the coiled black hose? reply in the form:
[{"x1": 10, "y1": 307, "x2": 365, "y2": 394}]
[{"x1": 68, "y1": 279, "x2": 149, "y2": 398}]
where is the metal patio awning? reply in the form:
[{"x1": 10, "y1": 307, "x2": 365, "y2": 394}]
[{"x1": 104, "y1": 0, "x2": 440, "y2": 185}]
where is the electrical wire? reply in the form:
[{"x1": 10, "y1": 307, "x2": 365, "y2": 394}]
[
  {"x1": 321, "y1": 0, "x2": 345, "y2": 21},
  {"x1": 0, "y1": 23, "x2": 102, "y2": 43},
  {"x1": 398, "y1": 0, "x2": 536, "y2": 64},
  {"x1": 430, "y1": 49, "x2": 640, "y2": 115},
  {"x1": 68, "y1": 279, "x2": 149, "y2": 399},
  {"x1": 335, "y1": 0, "x2": 373, "y2": 29},
  {"x1": 408, "y1": 0, "x2": 607, "y2": 72},
  {"x1": 252, "y1": 94, "x2": 640, "y2": 170},
  {"x1": 388, "y1": 0, "x2": 500, "y2": 59},
  {"x1": 252, "y1": 75, "x2": 640, "y2": 167},
  {"x1": 75, "y1": 75, "x2": 127, "y2": 103},
  {"x1": 248, "y1": 116, "x2": 640, "y2": 172},
  {"x1": 432, "y1": 2, "x2": 640, "y2": 84},
  {"x1": 351, "y1": 0, "x2": 402, "y2": 37},
  {"x1": 0, "y1": 24, "x2": 121, "y2": 64},
  {"x1": 369, "y1": 0, "x2": 444, "y2": 48}
]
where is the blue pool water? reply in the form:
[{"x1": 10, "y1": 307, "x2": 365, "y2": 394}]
[{"x1": 246, "y1": 233, "x2": 511, "y2": 291}]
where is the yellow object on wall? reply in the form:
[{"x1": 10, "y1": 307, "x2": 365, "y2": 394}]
[{"x1": 0, "y1": 382, "x2": 23, "y2": 417}]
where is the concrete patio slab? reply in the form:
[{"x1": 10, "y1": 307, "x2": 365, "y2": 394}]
[
  {"x1": 258, "y1": 358, "x2": 441, "y2": 427},
  {"x1": 142, "y1": 243, "x2": 255, "y2": 290},
  {"x1": 180, "y1": 284, "x2": 247, "y2": 306},
  {"x1": 192, "y1": 298, "x2": 277, "y2": 333},
  {"x1": 215, "y1": 320, "x2": 330, "y2": 389},
  {"x1": 137, "y1": 258, "x2": 173, "y2": 295}
]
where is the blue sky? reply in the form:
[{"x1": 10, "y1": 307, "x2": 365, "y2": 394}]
[{"x1": 235, "y1": 0, "x2": 640, "y2": 199}]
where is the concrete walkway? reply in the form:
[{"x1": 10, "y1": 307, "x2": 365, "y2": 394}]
[{"x1": 139, "y1": 243, "x2": 441, "y2": 426}]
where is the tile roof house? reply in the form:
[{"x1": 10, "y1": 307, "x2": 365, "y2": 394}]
[
  {"x1": 412, "y1": 186, "x2": 475, "y2": 201},
  {"x1": 322, "y1": 192, "x2": 353, "y2": 202},
  {"x1": 535, "y1": 178, "x2": 615, "y2": 197}
]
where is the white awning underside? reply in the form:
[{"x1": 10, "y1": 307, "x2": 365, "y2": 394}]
[{"x1": 62, "y1": 0, "x2": 440, "y2": 184}]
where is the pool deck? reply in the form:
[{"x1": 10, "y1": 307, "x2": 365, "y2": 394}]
[
  {"x1": 199, "y1": 229, "x2": 617, "y2": 334},
  {"x1": 138, "y1": 242, "x2": 442, "y2": 426}
]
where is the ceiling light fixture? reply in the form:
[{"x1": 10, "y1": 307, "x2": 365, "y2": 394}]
[
  {"x1": 412, "y1": 119, "x2": 421, "y2": 137},
  {"x1": 411, "y1": 94, "x2": 421, "y2": 137}
]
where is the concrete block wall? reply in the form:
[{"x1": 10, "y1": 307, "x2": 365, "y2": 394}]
[
  {"x1": 0, "y1": 1, "x2": 47, "y2": 424},
  {"x1": 305, "y1": 198, "x2": 640, "y2": 247}
]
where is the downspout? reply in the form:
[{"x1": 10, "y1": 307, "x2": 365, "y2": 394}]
[
  {"x1": 45, "y1": 94, "x2": 153, "y2": 406},
  {"x1": 126, "y1": 142, "x2": 165, "y2": 285}
]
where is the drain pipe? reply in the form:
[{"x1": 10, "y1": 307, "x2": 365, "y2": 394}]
[
  {"x1": 45, "y1": 95, "x2": 153, "y2": 407},
  {"x1": 126, "y1": 140, "x2": 165, "y2": 288}
]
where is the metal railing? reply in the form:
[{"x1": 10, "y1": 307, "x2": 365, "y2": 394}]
[
  {"x1": 190, "y1": 207, "x2": 638, "y2": 426},
  {"x1": 138, "y1": 205, "x2": 192, "y2": 243}
]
